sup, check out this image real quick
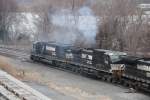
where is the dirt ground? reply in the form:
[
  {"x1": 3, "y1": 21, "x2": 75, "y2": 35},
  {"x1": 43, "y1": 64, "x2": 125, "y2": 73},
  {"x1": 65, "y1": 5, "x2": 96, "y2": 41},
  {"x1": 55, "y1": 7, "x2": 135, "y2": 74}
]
[{"x1": 0, "y1": 55, "x2": 149, "y2": 100}]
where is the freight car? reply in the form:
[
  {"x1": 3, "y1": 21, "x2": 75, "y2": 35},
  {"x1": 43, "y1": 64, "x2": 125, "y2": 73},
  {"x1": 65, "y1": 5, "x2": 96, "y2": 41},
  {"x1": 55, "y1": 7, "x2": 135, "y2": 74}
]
[{"x1": 30, "y1": 42, "x2": 150, "y2": 92}]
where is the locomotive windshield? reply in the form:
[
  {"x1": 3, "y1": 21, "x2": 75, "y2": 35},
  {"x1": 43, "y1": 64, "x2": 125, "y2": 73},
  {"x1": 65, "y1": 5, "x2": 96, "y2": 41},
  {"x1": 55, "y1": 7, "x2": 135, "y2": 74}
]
[
  {"x1": 109, "y1": 55, "x2": 121, "y2": 63},
  {"x1": 105, "y1": 52, "x2": 127, "y2": 63}
]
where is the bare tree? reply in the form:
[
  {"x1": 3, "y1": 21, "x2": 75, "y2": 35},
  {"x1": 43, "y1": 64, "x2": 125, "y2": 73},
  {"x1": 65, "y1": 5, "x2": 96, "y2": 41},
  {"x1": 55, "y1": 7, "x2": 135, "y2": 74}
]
[
  {"x1": 0, "y1": 0, "x2": 17, "y2": 43},
  {"x1": 96, "y1": 0, "x2": 149, "y2": 53},
  {"x1": 29, "y1": 0, "x2": 53, "y2": 41},
  {"x1": 29, "y1": 0, "x2": 85, "y2": 42}
]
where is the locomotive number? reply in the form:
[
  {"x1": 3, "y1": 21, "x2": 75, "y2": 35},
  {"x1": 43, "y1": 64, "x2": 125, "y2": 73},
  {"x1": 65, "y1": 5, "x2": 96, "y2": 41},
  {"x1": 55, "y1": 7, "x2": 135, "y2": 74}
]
[
  {"x1": 66, "y1": 53, "x2": 73, "y2": 59},
  {"x1": 46, "y1": 46, "x2": 56, "y2": 51},
  {"x1": 87, "y1": 60, "x2": 92, "y2": 64},
  {"x1": 82, "y1": 54, "x2": 93, "y2": 60},
  {"x1": 110, "y1": 64, "x2": 125, "y2": 71}
]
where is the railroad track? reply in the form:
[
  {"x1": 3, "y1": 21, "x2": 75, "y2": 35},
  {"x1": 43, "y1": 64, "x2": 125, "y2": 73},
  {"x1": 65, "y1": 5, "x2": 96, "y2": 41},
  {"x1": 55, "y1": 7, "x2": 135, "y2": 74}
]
[
  {"x1": 0, "y1": 70, "x2": 51, "y2": 100},
  {"x1": 0, "y1": 46, "x2": 30, "y2": 60},
  {"x1": 0, "y1": 92, "x2": 8, "y2": 100},
  {"x1": 0, "y1": 46, "x2": 52, "y2": 100},
  {"x1": 0, "y1": 85, "x2": 21, "y2": 100},
  {"x1": 0, "y1": 46, "x2": 149, "y2": 95}
]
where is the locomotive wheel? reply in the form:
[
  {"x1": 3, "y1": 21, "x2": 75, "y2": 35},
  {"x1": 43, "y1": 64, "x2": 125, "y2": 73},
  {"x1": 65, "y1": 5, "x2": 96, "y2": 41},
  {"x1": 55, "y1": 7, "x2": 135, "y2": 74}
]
[
  {"x1": 120, "y1": 79, "x2": 124, "y2": 84},
  {"x1": 112, "y1": 78, "x2": 117, "y2": 83},
  {"x1": 78, "y1": 68, "x2": 83, "y2": 75},
  {"x1": 134, "y1": 82, "x2": 141, "y2": 91},
  {"x1": 30, "y1": 55, "x2": 34, "y2": 60},
  {"x1": 30, "y1": 55, "x2": 36, "y2": 62},
  {"x1": 74, "y1": 68, "x2": 79, "y2": 73},
  {"x1": 123, "y1": 81, "x2": 129, "y2": 87},
  {"x1": 102, "y1": 77, "x2": 107, "y2": 81},
  {"x1": 52, "y1": 60, "x2": 56, "y2": 66},
  {"x1": 107, "y1": 77, "x2": 113, "y2": 83},
  {"x1": 72, "y1": 67, "x2": 76, "y2": 72}
]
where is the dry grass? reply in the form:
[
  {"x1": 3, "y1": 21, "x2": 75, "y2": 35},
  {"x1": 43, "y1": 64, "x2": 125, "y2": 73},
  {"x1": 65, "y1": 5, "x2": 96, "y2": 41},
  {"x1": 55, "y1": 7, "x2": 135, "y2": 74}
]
[
  {"x1": 0, "y1": 55, "x2": 43, "y2": 81},
  {"x1": 0, "y1": 56, "x2": 17, "y2": 75},
  {"x1": 0, "y1": 56, "x2": 25, "y2": 79},
  {"x1": 0, "y1": 55, "x2": 112, "y2": 100}
]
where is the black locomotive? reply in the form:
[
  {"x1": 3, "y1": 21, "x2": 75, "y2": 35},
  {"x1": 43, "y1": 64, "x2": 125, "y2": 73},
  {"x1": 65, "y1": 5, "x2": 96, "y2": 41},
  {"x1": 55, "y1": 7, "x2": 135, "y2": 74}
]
[{"x1": 30, "y1": 42, "x2": 150, "y2": 92}]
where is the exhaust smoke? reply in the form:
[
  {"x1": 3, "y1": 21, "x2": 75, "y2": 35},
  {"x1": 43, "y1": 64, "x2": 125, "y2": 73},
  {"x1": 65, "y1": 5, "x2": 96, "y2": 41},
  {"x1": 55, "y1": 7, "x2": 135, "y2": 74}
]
[{"x1": 50, "y1": 6, "x2": 97, "y2": 47}]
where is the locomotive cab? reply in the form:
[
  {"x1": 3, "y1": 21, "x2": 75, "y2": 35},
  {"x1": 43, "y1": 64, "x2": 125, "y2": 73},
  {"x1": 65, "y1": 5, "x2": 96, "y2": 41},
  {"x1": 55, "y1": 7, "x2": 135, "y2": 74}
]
[
  {"x1": 94, "y1": 49, "x2": 127, "y2": 80},
  {"x1": 108, "y1": 52, "x2": 126, "y2": 71},
  {"x1": 107, "y1": 51, "x2": 127, "y2": 80},
  {"x1": 30, "y1": 42, "x2": 45, "y2": 60},
  {"x1": 31, "y1": 42, "x2": 45, "y2": 54}
]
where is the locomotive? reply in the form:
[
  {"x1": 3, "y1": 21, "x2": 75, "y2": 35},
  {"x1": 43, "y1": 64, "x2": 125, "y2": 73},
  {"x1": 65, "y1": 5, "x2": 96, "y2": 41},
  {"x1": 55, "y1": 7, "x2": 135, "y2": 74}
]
[{"x1": 30, "y1": 42, "x2": 150, "y2": 92}]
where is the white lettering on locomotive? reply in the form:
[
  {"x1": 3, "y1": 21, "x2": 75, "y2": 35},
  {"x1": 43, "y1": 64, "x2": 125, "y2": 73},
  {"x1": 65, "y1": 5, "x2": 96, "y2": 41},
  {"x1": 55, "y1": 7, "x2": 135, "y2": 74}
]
[
  {"x1": 46, "y1": 46, "x2": 56, "y2": 56},
  {"x1": 111, "y1": 64, "x2": 125, "y2": 70},
  {"x1": 66, "y1": 53, "x2": 73, "y2": 59},
  {"x1": 81, "y1": 54, "x2": 93, "y2": 60},
  {"x1": 81, "y1": 54, "x2": 93, "y2": 64},
  {"x1": 137, "y1": 65, "x2": 150, "y2": 72},
  {"x1": 46, "y1": 46, "x2": 56, "y2": 51},
  {"x1": 88, "y1": 55, "x2": 93, "y2": 60},
  {"x1": 87, "y1": 60, "x2": 92, "y2": 64},
  {"x1": 52, "y1": 52, "x2": 56, "y2": 56}
]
